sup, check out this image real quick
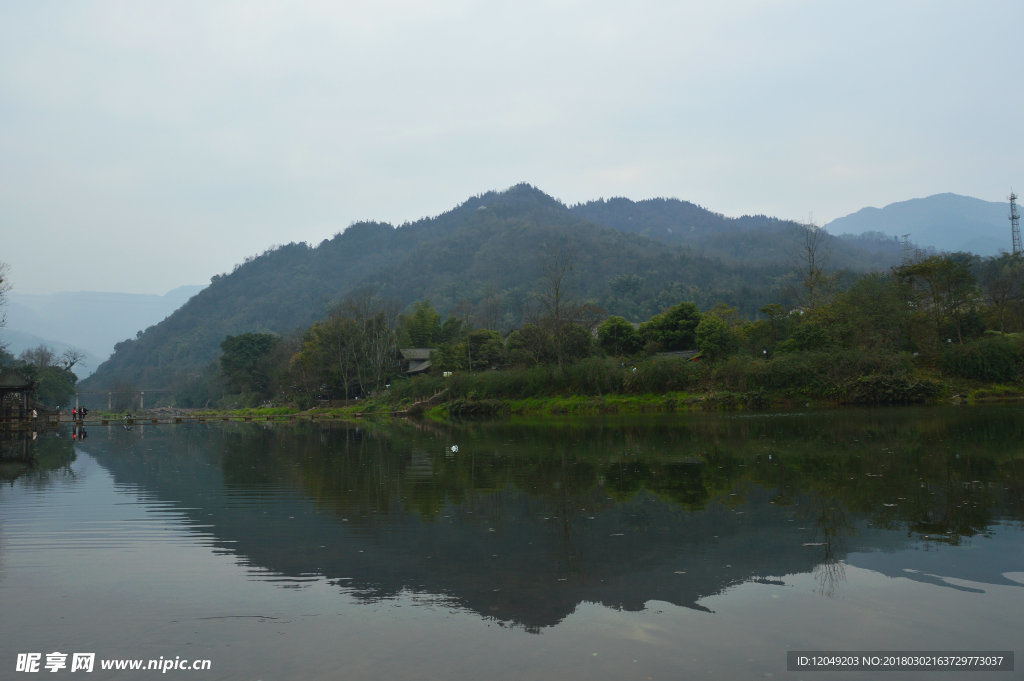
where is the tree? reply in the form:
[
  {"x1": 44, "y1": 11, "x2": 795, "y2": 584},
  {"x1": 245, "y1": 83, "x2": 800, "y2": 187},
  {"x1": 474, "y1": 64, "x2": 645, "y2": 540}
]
[
  {"x1": 467, "y1": 329, "x2": 506, "y2": 370},
  {"x1": 977, "y1": 254, "x2": 1024, "y2": 333},
  {"x1": 398, "y1": 300, "x2": 442, "y2": 347},
  {"x1": 695, "y1": 315, "x2": 738, "y2": 360},
  {"x1": 598, "y1": 316, "x2": 641, "y2": 356},
  {"x1": 830, "y1": 274, "x2": 908, "y2": 351},
  {"x1": 17, "y1": 344, "x2": 77, "y2": 407},
  {"x1": 536, "y1": 245, "x2": 577, "y2": 367},
  {"x1": 639, "y1": 302, "x2": 701, "y2": 351},
  {"x1": 0, "y1": 261, "x2": 9, "y2": 341},
  {"x1": 59, "y1": 348, "x2": 85, "y2": 371},
  {"x1": 897, "y1": 254, "x2": 978, "y2": 344},
  {"x1": 291, "y1": 291, "x2": 400, "y2": 400},
  {"x1": 506, "y1": 324, "x2": 555, "y2": 366},
  {"x1": 793, "y1": 223, "x2": 837, "y2": 310},
  {"x1": 220, "y1": 333, "x2": 280, "y2": 397},
  {"x1": 19, "y1": 345, "x2": 56, "y2": 368}
]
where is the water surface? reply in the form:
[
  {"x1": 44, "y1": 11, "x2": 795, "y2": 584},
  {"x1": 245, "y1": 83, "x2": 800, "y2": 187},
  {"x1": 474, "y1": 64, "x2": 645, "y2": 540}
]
[{"x1": 1, "y1": 407, "x2": 1022, "y2": 679}]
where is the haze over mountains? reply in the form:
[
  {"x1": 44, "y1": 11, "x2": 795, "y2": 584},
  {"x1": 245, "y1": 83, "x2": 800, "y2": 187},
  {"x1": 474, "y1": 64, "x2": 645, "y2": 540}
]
[
  {"x1": 5, "y1": 286, "x2": 205, "y2": 377},
  {"x1": 3, "y1": 185, "x2": 1012, "y2": 392},
  {"x1": 824, "y1": 193, "x2": 1015, "y2": 256}
]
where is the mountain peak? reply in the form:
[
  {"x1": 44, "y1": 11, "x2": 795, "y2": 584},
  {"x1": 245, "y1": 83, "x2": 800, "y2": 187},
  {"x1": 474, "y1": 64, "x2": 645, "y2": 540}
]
[{"x1": 825, "y1": 193, "x2": 1012, "y2": 255}]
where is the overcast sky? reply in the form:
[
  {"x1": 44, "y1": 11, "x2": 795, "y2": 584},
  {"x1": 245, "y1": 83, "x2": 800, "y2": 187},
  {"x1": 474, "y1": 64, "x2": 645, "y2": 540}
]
[{"x1": 2, "y1": 1, "x2": 1021, "y2": 295}]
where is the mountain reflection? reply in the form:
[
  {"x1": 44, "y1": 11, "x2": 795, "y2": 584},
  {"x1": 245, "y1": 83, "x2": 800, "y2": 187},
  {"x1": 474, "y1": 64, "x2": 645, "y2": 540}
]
[{"x1": 73, "y1": 407, "x2": 1024, "y2": 630}]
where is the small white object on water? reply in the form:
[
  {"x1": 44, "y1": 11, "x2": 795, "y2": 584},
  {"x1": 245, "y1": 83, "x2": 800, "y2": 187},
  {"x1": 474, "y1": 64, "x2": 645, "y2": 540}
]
[{"x1": 450, "y1": 445, "x2": 459, "y2": 453}]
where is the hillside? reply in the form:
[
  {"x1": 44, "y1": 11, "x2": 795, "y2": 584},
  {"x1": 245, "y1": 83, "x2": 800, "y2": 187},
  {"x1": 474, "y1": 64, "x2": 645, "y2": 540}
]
[
  {"x1": 825, "y1": 193, "x2": 1013, "y2": 256},
  {"x1": 80, "y1": 184, "x2": 902, "y2": 395}
]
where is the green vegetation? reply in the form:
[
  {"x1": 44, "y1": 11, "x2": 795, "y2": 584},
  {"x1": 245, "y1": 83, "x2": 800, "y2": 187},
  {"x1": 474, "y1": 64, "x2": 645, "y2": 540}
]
[
  {"x1": 59, "y1": 187, "x2": 1024, "y2": 415},
  {"x1": 101, "y1": 248, "x2": 1024, "y2": 415},
  {"x1": 0, "y1": 345, "x2": 83, "y2": 408}
]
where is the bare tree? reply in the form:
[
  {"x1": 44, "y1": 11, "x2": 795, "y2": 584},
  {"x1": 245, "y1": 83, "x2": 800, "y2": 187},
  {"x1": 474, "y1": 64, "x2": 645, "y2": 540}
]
[
  {"x1": 19, "y1": 345, "x2": 56, "y2": 368},
  {"x1": 793, "y1": 223, "x2": 837, "y2": 310},
  {"x1": 0, "y1": 262, "x2": 10, "y2": 340},
  {"x1": 60, "y1": 348, "x2": 85, "y2": 371}
]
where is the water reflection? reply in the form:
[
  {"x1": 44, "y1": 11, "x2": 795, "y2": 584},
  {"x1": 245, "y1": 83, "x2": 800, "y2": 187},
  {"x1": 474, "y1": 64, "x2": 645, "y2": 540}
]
[
  {"x1": 46, "y1": 406, "x2": 1024, "y2": 631},
  {"x1": 0, "y1": 429, "x2": 76, "y2": 486}
]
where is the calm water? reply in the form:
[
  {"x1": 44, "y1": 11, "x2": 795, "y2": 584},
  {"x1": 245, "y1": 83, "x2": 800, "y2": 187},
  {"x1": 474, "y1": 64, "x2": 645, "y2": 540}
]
[{"x1": 1, "y1": 407, "x2": 1022, "y2": 680}]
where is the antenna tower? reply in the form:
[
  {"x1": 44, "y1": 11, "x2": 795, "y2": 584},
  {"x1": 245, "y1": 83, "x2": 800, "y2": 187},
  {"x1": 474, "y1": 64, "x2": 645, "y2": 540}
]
[{"x1": 1011, "y1": 191, "x2": 1022, "y2": 255}]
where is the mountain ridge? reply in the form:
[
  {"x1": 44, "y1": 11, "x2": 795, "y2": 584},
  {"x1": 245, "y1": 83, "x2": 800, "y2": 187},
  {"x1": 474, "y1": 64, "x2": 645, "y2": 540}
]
[{"x1": 825, "y1": 192, "x2": 1013, "y2": 256}]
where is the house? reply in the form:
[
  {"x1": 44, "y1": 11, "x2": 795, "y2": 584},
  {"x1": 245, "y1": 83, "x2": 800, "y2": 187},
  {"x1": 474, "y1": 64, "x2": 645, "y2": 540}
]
[{"x1": 399, "y1": 348, "x2": 435, "y2": 375}]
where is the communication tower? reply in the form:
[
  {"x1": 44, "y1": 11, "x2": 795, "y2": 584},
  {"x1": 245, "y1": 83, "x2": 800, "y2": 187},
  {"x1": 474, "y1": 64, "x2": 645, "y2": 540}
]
[{"x1": 1011, "y1": 191, "x2": 1022, "y2": 255}]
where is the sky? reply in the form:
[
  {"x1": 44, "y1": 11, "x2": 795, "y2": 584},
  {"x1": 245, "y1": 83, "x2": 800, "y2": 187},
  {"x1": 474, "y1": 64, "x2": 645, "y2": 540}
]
[{"x1": 2, "y1": 0, "x2": 1022, "y2": 295}]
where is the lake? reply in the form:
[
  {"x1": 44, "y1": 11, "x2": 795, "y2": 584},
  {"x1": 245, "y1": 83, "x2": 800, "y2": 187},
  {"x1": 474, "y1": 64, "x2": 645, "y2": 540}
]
[{"x1": 1, "y1": 407, "x2": 1022, "y2": 680}]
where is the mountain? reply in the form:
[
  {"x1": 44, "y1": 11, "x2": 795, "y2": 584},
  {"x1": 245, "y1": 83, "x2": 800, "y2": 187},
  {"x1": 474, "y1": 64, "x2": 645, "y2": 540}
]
[
  {"x1": 5, "y1": 285, "x2": 205, "y2": 376},
  {"x1": 571, "y1": 197, "x2": 904, "y2": 268},
  {"x1": 0, "y1": 328, "x2": 104, "y2": 375},
  {"x1": 824, "y1": 193, "x2": 1013, "y2": 256},
  {"x1": 80, "y1": 184, "x2": 903, "y2": 395}
]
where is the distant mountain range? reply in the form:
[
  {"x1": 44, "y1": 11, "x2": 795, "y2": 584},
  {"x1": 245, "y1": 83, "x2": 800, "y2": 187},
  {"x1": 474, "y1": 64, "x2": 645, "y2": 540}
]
[
  {"x1": 824, "y1": 193, "x2": 1015, "y2": 256},
  {"x1": 4, "y1": 286, "x2": 205, "y2": 377}
]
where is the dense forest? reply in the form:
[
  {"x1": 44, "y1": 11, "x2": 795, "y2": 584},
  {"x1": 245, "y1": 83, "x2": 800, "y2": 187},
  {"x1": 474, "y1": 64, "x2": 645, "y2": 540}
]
[
  {"x1": 79, "y1": 184, "x2": 906, "y2": 400},
  {"x1": 181, "y1": 239, "x2": 1024, "y2": 412}
]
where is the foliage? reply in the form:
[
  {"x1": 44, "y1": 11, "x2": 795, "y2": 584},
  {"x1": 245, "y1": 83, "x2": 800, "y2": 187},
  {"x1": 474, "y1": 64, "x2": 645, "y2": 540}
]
[
  {"x1": 639, "y1": 302, "x2": 701, "y2": 352},
  {"x1": 896, "y1": 253, "x2": 979, "y2": 345},
  {"x1": 695, "y1": 315, "x2": 738, "y2": 360},
  {"x1": 941, "y1": 335, "x2": 1024, "y2": 382},
  {"x1": 597, "y1": 316, "x2": 641, "y2": 356},
  {"x1": 398, "y1": 300, "x2": 443, "y2": 347},
  {"x1": 13, "y1": 344, "x2": 78, "y2": 407},
  {"x1": 507, "y1": 324, "x2": 555, "y2": 366},
  {"x1": 220, "y1": 332, "x2": 280, "y2": 396},
  {"x1": 288, "y1": 294, "x2": 399, "y2": 402}
]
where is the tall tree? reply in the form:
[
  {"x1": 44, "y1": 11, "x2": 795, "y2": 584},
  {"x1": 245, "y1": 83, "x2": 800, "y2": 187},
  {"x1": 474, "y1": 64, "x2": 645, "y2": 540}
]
[
  {"x1": 978, "y1": 254, "x2": 1024, "y2": 333},
  {"x1": 793, "y1": 223, "x2": 837, "y2": 310},
  {"x1": 398, "y1": 301, "x2": 443, "y2": 347},
  {"x1": 0, "y1": 261, "x2": 9, "y2": 340},
  {"x1": 897, "y1": 254, "x2": 978, "y2": 344}
]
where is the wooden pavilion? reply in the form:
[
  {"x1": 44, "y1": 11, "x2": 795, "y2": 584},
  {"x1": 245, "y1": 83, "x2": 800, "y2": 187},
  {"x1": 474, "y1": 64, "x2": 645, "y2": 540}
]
[{"x1": 0, "y1": 368, "x2": 36, "y2": 425}]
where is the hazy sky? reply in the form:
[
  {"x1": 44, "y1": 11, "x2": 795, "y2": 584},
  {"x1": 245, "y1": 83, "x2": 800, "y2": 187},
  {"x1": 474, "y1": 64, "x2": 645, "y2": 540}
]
[{"x1": 2, "y1": 1, "x2": 1021, "y2": 295}]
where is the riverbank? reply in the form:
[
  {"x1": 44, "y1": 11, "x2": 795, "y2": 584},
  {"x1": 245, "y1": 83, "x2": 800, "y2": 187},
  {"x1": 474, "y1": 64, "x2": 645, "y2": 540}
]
[
  {"x1": 208, "y1": 379, "x2": 1024, "y2": 423},
  {"x1": 66, "y1": 370, "x2": 1024, "y2": 426}
]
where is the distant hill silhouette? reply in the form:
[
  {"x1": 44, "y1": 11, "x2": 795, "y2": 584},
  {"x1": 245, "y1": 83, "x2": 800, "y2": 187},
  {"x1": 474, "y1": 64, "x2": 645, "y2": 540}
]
[
  {"x1": 80, "y1": 184, "x2": 903, "y2": 394},
  {"x1": 6, "y1": 286, "x2": 205, "y2": 377},
  {"x1": 825, "y1": 193, "x2": 1013, "y2": 256}
]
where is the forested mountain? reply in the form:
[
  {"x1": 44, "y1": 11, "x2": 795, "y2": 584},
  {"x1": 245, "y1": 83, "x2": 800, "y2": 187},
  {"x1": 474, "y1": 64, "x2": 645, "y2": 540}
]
[
  {"x1": 573, "y1": 197, "x2": 904, "y2": 268},
  {"x1": 80, "y1": 184, "x2": 902, "y2": 394}
]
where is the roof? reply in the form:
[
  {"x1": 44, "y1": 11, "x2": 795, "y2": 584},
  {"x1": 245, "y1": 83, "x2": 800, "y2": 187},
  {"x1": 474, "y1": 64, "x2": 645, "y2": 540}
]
[
  {"x1": 653, "y1": 350, "x2": 701, "y2": 360},
  {"x1": 399, "y1": 348, "x2": 435, "y2": 374},
  {"x1": 400, "y1": 348, "x2": 435, "y2": 361},
  {"x1": 0, "y1": 368, "x2": 34, "y2": 390}
]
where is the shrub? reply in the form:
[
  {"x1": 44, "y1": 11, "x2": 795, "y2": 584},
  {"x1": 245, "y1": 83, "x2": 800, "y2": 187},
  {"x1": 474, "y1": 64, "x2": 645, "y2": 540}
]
[{"x1": 941, "y1": 336, "x2": 1024, "y2": 382}]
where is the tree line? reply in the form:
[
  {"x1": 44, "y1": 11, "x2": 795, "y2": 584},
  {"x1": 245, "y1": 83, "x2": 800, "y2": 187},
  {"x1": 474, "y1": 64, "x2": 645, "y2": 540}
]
[{"x1": 195, "y1": 247, "x2": 1024, "y2": 410}]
